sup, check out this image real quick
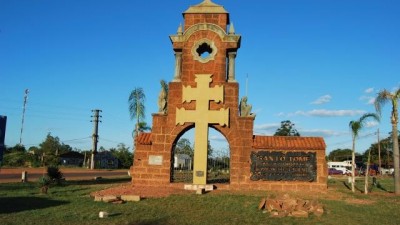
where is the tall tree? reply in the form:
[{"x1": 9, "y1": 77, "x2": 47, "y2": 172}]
[
  {"x1": 128, "y1": 88, "x2": 146, "y2": 138},
  {"x1": 375, "y1": 87, "x2": 400, "y2": 194},
  {"x1": 110, "y1": 143, "x2": 133, "y2": 169},
  {"x1": 349, "y1": 113, "x2": 380, "y2": 193},
  {"x1": 274, "y1": 120, "x2": 300, "y2": 136},
  {"x1": 175, "y1": 138, "x2": 194, "y2": 157},
  {"x1": 327, "y1": 148, "x2": 353, "y2": 161}
]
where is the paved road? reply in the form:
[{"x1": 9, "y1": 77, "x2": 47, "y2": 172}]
[{"x1": 0, "y1": 168, "x2": 129, "y2": 183}]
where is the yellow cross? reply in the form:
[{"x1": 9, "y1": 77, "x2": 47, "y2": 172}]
[{"x1": 176, "y1": 74, "x2": 229, "y2": 185}]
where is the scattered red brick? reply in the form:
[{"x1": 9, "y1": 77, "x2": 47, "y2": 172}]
[{"x1": 91, "y1": 183, "x2": 190, "y2": 199}]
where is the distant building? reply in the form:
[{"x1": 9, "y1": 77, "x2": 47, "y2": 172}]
[
  {"x1": 174, "y1": 154, "x2": 192, "y2": 170},
  {"x1": 94, "y1": 151, "x2": 119, "y2": 169},
  {"x1": 60, "y1": 151, "x2": 84, "y2": 167}
]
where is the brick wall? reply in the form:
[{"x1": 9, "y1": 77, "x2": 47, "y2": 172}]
[{"x1": 131, "y1": 2, "x2": 327, "y2": 192}]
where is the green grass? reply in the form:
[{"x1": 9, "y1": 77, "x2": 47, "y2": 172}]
[{"x1": 1, "y1": 176, "x2": 400, "y2": 225}]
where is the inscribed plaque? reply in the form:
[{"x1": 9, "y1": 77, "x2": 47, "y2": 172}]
[
  {"x1": 250, "y1": 151, "x2": 317, "y2": 182},
  {"x1": 148, "y1": 155, "x2": 163, "y2": 165}
]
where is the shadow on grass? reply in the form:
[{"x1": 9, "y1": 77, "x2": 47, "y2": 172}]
[
  {"x1": 342, "y1": 181, "x2": 351, "y2": 190},
  {"x1": 342, "y1": 181, "x2": 367, "y2": 193},
  {"x1": 50, "y1": 187, "x2": 90, "y2": 195},
  {"x1": 376, "y1": 182, "x2": 394, "y2": 193},
  {"x1": 0, "y1": 183, "x2": 36, "y2": 192},
  {"x1": 0, "y1": 196, "x2": 69, "y2": 214},
  {"x1": 64, "y1": 177, "x2": 131, "y2": 186},
  {"x1": 128, "y1": 218, "x2": 169, "y2": 225}
]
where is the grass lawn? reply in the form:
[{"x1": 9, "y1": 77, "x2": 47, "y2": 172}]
[{"x1": 1, "y1": 176, "x2": 400, "y2": 225}]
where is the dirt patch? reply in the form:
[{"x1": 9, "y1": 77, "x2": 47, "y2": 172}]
[
  {"x1": 345, "y1": 198, "x2": 375, "y2": 205},
  {"x1": 91, "y1": 184, "x2": 190, "y2": 199}
]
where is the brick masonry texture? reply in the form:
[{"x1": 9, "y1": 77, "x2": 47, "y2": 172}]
[{"x1": 131, "y1": 2, "x2": 327, "y2": 192}]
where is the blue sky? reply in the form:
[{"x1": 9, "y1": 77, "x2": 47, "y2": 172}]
[{"x1": 1, "y1": 0, "x2": 399, "y2": 154}]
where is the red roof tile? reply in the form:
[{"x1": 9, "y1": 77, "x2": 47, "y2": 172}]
[
  {"x1": 252, "y1": 135, "x2": 325, "y2": 150},
  {"x1": 136, "y1": 132, "x2": 152, "y2": 145}
]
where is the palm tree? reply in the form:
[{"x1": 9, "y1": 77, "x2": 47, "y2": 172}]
[
  {"x1": 349, "y1": 113, "x2": 380, "y2": 193},
  {"x1": 128, "y1": 88, "x2": 146, "y2": 138},
  {"x1": 375, "y1": 88, "x2": 400, "y2": 194}
]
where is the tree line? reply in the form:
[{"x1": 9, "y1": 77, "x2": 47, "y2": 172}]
[{"x1": 2, "y1": 133, "x2": 133, "y2": 169}]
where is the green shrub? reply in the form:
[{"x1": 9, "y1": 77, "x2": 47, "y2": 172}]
[
  {"x1": 37, "y1": 176, "x2": 51, "y2": 194},
  {"x1": 47, "y1": 166, "x2": 63, "y2": 184},
  {"x1": 37, "y1": 176, "x2": 51, "y2": 187}
]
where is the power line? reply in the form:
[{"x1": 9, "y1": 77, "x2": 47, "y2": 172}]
[
  {"x1": 100, "y1": 138, "x2": 122, "y2": 144},
  {"x1": 328, "y1": 131, "x2": 391, "y2": 149},
  {"x1": 62, "y1": 136, "x2": 92, "y2": 143}
]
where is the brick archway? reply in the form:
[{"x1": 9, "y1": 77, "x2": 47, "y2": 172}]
[{"x1": 131, "y1": 1, "x2": 327, "y2": 192}]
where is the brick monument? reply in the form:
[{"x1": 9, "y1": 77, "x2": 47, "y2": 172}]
[{"x1": 131, "y1": 0, "x2": 327, "y2": 192}]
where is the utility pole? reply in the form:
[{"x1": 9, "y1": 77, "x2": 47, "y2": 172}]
[
  {"x1": 378, "y1": 129, "x2": 381, "y2": 175},
  {"x1": 19, "y1": 89, "x2": 29, "y2": 146},
  {"x1": 90, "y1": 109, "x2": 102, "y2": 170}
]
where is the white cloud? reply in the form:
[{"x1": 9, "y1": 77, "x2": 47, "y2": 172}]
[
  {"x1": 365, "y1": 121, "x2": 379, "y2": 128},
  {"x1": 276, "y1": 112, "x2": 286, "y2": 117},
  {"x1": 365, "y1": 87, "x2": 374, "y2": 94},
  {"x1": 367, "y1": 97, "x2": 375, "y2": 105},
  {"x1": 391, "y1": 86, "x2": 400, "y2": 93},
  {"x1": 254, "y1": 123, "x2": 280, "y2": 131},
  {"x1": 311, "y1": 95, "x2": 332, "y2": 105},
  {"x1": 254, "y1": 123, "x2": 280, "y2": 135},
  {"x1": 293, "y1": 109, "x2": 366, "y2": 117},
  {"x1": 209, "y1": 135, "x2": 227, "y2": 142},
  {"x1": 360, "y1": 96, "x2": 375, "y2": 105},
  {"x1": 300, "y1": 129, "x2": 347, "y2": 138}
]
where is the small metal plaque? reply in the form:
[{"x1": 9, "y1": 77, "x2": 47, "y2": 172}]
[
  {"x1": 250, "y1": 151, "x2": 317, "y2": 182},
  {"x1": 195, "y1": 171, "x2": 204, "y2": 177},
  {"x1": 148, "y1": 155, "x2": 163, "y2": 165}
]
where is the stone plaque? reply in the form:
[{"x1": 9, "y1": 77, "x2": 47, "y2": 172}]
[
  {"x1": 195, "y1": 171, "x2": 204, "y2": 177},
  {"x1": 250, "y1": 151, "x2": 317, "y2": 182},
  {"x1": 148, "y1": 155, "x2": 163, "y2": 165}
]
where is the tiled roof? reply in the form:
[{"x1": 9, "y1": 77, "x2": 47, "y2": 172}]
[
  {"x1": 136, "y1": 132, "x2": 152, "y2": 145},
  {"x1": 136, "y1": 133, "x2": 325, "y2": 149},
  {"x1": 252, "y1": 135, "x2": 326, "y2": 150}
]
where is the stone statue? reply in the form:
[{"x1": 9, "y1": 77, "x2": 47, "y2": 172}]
[
  {"x1": 239, "y1": 96, "x2": 253, "y2": 117},
  {"x1": 158, "y1": 80, "x2": 168, "y2": 114}
]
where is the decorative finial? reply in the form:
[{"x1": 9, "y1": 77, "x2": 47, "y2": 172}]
[
  {"x1": 229, "y1": 22, "x2": 235, "y2": 34},
  {"x1": 177, "y1": 23, "x2": 183, "y2": 35}
]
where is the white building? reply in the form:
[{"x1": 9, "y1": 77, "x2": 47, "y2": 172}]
[{"x1": 174, "y1": 154, "x2": 192, "y2": 170}]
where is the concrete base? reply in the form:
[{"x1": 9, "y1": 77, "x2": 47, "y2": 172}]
[
  {"x1": 184, "y1": 184, "x2": 214, "y2": 191},
  {"x1": 196, "y1": 188, "x2": 205, "y2": 195}
]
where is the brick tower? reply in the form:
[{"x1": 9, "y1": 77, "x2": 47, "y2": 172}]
[
  {"x1": 132, "y1": 0, "x2": 252, "y2": 187},
  {"x1": 132, "y1": 0, "x2": 327, "y2": 191}
]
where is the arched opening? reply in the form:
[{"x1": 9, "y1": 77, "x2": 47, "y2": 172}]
[
  {"x1": 171, "y1": 126, "x2": 230, "y2": 184},
  {"x1": 207, "y1": 127, "x2": 230, "y2": 184},
  {"x1": 171, "y1": 127, "x2": 194, "y2": 183}
]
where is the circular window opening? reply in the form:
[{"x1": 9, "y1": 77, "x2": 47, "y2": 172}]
[
  {"x1": 192, "y1": 39, "x2": 217, "y2": 63},
  {"x1": 197, "y1": 43, "x2": 213, "y2": 59}
]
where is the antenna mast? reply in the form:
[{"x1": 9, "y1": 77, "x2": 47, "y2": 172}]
[
  {"x1": 245, "y1": 74, "x2": 249, "y2": 96},
  {"x1": 19, "y1": 89, "x2": 29, "y2": 146}
]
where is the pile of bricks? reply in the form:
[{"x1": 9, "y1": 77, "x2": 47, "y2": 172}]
[
  {"x1": 258, "y1": 194, "x2": 324, "y2": 218},
  {"x1": 94, "y1": 195, "x2": 141, "y2": 204}
]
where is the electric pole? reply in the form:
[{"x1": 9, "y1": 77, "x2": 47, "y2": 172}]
[
  {"x1": 19, "y1": 89, "x2": 29, "y2": 146},
  {"x1": 378, "y1": 129, "x2": 381, "y2": 175},
  {"x1": 90, "y1": 109, "x2": 102, "y2": 170}
]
